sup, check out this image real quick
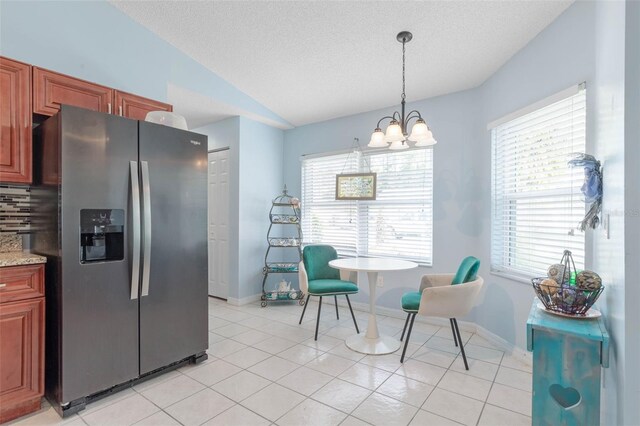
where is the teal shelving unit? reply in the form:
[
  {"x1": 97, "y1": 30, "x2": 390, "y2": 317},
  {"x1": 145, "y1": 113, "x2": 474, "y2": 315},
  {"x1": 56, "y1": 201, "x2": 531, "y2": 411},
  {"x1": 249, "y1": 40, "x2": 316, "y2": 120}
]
[
  {"x1": 260, "y1": 186, "x2": 305, "y2": 307},
  {"x1": 527, "y1": 299, "x2": 609, "y2": 425}
]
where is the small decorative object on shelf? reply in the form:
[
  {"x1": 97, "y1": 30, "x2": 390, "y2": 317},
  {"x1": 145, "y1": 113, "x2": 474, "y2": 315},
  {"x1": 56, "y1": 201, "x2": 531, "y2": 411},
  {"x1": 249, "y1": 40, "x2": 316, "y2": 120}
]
[
  {"x1": 532, "y1": 250, "x2": 604, "y2": 317},
  {"x1": 261, "y1": 185, "x2": 305, "y2": 307},
  {"x1": 568, "y1": 153, "x2": 603, "y2": 231}
]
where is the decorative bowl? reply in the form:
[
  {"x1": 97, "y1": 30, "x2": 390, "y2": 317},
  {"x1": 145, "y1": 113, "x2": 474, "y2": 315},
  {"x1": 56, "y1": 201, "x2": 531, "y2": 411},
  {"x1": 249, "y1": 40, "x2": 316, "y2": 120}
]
[{"x1": 532, "y1": 277, "x2": 604, "y2": 316}]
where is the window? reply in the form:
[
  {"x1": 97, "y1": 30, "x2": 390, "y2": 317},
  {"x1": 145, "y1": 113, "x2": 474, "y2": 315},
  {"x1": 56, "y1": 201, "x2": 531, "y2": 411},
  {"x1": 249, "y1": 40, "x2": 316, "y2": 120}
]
[
  {"x1": 490, "y1": 87, "x2": 586, "y2": 279},
  {"x1": 301, "y1": 149, "x2": 433, "y2": 264}
]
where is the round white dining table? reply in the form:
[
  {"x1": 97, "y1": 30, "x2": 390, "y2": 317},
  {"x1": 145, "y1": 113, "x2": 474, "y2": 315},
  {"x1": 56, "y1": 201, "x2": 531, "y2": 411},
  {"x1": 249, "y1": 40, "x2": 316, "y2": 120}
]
[{"x1": 328, "y1": 257, "x2": 418, "y2": 355}]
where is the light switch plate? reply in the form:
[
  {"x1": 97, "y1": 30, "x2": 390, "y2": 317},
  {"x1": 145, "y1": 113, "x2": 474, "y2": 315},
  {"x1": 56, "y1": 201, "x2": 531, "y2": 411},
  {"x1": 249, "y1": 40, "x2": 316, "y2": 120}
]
[{"x1": 603, "y1": 213, "x2": 610, "y2": 239}]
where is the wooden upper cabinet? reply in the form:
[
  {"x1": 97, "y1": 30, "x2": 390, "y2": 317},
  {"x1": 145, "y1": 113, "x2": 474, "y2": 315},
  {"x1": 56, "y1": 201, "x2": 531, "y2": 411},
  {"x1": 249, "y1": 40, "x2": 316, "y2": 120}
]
[
  {"x1": 0, "y1": 57, "x2": 32, "y2": 184},
  {"x1": 33, "y1": 67, "x2": 113, "y2": 116},
  {"x1": 115, "y1": 90, "x2": 172, "y2": 120}
]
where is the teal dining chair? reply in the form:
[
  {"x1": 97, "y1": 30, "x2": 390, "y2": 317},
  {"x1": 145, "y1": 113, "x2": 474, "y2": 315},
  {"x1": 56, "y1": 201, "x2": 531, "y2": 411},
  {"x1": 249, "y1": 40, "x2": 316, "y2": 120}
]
[
  {"x1": 298, "y1": 245, "x2": 360, "y2": 340},
  {"x1": 399, "y1": 256, "x2": 483, "y2": 368}
]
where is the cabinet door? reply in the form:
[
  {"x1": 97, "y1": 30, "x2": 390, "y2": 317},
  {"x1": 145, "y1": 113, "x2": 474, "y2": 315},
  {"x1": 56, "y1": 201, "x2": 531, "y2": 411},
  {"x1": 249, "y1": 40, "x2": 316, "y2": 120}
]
[
  {"x1": 115, "y1": 90, "x2": 172, "y2": 121},
  {"x1": 33, "y1": 67, "x2": 113, "y2": 116},
  {"x1": 0, "y1": 57, "x2": 32, "y2": 184},
  {"x1": 0, "y1": 298, "x2": 44, "y2": 424},
  {"x1": 0, "y1": 264, "x2": 45, "y2": 304}
]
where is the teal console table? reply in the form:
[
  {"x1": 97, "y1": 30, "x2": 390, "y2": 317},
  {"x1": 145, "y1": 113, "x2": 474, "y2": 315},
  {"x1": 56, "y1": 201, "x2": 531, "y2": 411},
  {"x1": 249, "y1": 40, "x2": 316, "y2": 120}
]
[{"x1": 527, "y1": 299, "x2": 609, "y2": 426}]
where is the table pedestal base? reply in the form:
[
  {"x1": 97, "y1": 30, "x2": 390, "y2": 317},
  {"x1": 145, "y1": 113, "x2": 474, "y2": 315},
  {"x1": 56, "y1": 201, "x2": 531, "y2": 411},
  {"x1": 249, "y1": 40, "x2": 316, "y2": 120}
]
[{"x1": 345, "y1": 334, "x2": 401, "y2": 355}]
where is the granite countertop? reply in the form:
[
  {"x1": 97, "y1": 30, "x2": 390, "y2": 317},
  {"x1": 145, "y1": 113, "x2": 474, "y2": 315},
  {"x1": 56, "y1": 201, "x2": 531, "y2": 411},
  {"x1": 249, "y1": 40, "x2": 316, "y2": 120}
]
[{"x1": 0, "y1": 252, "x2": 47, "y2": 267}]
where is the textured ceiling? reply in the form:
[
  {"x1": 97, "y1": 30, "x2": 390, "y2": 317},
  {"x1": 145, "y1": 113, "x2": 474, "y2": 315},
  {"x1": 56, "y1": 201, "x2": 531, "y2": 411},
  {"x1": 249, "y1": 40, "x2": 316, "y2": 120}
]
[{"x1": 111, "y1": 0, "x2": 573, "y2": 127}]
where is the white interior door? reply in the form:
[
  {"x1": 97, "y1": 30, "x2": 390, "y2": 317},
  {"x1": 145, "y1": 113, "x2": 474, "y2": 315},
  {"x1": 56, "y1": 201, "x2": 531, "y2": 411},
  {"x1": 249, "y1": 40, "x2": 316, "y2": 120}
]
[{"x1": 208, "y1": 149, "x2": 230, "y2": 298}]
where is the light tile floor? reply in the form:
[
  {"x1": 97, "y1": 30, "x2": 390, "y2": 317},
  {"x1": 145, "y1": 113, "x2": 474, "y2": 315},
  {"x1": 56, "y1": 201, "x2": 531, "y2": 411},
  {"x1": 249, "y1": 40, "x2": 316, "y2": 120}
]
[{"x1": 12, "y1": 298, "x2": 532, "y2": 426}]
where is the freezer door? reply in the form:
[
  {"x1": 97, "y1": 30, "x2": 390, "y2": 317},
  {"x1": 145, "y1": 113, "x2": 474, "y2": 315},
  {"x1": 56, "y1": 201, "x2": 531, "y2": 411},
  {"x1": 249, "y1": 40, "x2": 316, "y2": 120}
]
[
  {"x1": 58, "y1": 106, "x2": 140, "y2": 403},
  {"x1": 138, "y1": 122, "x2": 208, "y2": 374}
]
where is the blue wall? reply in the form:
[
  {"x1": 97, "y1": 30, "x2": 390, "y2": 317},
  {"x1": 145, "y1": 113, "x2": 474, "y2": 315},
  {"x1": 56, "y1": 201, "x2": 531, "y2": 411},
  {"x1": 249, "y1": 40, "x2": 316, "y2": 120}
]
[
  {"x1": 195, "y1": 117, "x2": 284, "y2": 302},
  {"x1": 282, "y1": 0, "x2": 609, "y2": 352},
  {"x1": 283, "y1": 89, "x2": 483, "y2": 313},
  {"x1": 283, "y1": 3, "x2": 599, "y2": 344},
  {"x1": 237, "y1": 117, "x2": 284, "y2": 299},
  {"x1": 475, "y1": 0, "x2": 597, "y2": 352},
  {"x1": 0, "y1": 0, "x2": 290, "y2": 128}
]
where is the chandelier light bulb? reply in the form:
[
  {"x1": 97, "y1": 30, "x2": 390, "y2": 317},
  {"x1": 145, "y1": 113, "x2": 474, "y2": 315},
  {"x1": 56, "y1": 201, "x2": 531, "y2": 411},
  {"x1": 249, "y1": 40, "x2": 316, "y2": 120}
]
[
  {"x1": 389, "y1": 139, "x2": 409, "y2": 150},
  {"x1": 414, "y1": 133, "x2": 437, "y2": 147},
  {"x1": 409, "y1": 119, "x2": 429, "y2": 141},
  {"x1": 384, "y1": 121, "x2": 404, "y2": 143},
  {"x1": 368, "y1": 128, "x2": 388, "y2": 147}
]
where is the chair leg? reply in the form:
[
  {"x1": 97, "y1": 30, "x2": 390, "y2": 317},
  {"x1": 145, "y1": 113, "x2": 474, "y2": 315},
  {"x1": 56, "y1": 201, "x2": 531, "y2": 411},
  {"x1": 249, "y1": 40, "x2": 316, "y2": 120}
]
[
  {"x1": 315, "y1": 296, "x2": 323, "y2": 341},
  {"x1": 299, "y1": 294, "x2": 311, "y2": 324},
  {"x1": 453, "y1": 318, "x2": 469, "y2": 370},
  {"x1": 400, "y1": 313, "x2": 411, "y2": 342},
  {"x1": 400, "y1": 313, "x2": 416, "y2": 363},
  {"x1": 450, "y1": 318, "x2": 458, "y2": 347},
  {"x1": 345, "y1": 294, "x2": 359, "y2": 334},
  {"x1": 334, "y1": 295, "x2": 339, "y2": 320}
]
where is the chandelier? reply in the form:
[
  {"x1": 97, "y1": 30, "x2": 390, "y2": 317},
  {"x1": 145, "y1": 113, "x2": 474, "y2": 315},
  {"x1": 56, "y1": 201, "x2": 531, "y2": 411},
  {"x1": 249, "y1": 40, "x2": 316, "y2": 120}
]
[{"x1": 368, "y1": 31, "x2": 437, "y2": 150}]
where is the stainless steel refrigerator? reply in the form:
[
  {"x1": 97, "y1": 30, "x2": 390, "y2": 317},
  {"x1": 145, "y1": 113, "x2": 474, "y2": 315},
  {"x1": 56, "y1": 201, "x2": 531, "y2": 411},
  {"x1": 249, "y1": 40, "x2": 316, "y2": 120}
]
[{"x1": 32, "y1": 105, "x2": 208, "y2": 417}]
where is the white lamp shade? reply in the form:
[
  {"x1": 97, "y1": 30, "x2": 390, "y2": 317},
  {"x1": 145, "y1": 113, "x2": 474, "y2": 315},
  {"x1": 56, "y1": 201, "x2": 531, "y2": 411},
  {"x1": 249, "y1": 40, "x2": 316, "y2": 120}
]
[
  {"x1": 389, "y1": 139, "x2": 409, "y2": 150},
  {"x1": 384, "y1": 122, "x2": 404, "y2": 143},
  {"x1": 415, "y1": 134, "x2": 437, "y2": 147},
  {"x1": 409, "y1": 120, "x2": 429, "y2": 140},
  {"x1": 368, "y1": 129, "x2": 388, "y2": 147}
]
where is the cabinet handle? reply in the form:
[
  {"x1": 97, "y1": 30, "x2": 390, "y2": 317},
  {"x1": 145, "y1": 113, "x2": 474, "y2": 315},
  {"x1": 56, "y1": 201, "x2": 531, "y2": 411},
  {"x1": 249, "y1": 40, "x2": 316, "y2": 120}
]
[
  {"x1": 108, "y1": 103, "x2": 112, "y2": 114},
  {"x1": 119, "y1": 106, "x2": 123, "y2": 116},
  {"x1": 0, "y1": 284, "x2": 6, "y2": 289}
]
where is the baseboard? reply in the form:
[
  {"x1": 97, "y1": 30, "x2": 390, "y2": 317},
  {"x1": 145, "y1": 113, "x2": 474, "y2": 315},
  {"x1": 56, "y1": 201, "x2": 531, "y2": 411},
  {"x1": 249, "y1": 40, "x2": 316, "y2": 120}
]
[
  {"x1": 226, "y1": 293, "x2": 263, "y2": 306},
  {"x1": 325, "y1": 296, "x2": 531, "y2": 365},
  {"x1": 474, "y1": 324, "x2": 532, "y2": 366}
]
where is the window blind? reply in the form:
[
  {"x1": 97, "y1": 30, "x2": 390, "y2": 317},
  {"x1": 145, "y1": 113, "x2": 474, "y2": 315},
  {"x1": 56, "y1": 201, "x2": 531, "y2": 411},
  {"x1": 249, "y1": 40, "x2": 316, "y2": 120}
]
[
  {"x1": 491, "y1": 88, "x2": 586, "y2": 279},
  {"x1": 301, "y1": 153, "x2": 359, "y2": 256},
  {"x1": 301, "y1": 149, "x2": 433, "y2": 264}
]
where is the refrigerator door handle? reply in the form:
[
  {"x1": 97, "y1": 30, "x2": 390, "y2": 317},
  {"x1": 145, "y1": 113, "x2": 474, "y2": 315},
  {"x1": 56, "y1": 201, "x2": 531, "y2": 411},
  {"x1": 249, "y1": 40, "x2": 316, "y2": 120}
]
[
  {"x1": 141, "y1": 161, "x2": 152, "y2": 296},
  {"x1": 130, "y1": 161, "x2": 141, "y2": 300}
]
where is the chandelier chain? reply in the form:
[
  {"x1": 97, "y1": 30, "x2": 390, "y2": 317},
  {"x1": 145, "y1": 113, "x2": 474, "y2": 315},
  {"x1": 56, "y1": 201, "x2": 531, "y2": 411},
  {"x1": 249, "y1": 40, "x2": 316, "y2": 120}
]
[{"x1": 401, "y1": 39, "x2": 406, "y2": 102}]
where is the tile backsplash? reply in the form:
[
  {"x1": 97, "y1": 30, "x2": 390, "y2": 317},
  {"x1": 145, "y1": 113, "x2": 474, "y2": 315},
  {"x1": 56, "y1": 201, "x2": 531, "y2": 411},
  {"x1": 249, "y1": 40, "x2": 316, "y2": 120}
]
[{"x1": 0, "y1": 185, "x2": 32, "y2": 234}]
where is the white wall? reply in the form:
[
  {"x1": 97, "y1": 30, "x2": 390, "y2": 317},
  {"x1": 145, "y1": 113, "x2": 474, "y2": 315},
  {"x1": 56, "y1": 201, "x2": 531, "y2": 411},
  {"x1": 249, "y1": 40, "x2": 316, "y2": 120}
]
[
  {"x1": 592, "y1": 2, "x2": 626, "y2": 423},
  {"x1": 622, "y1": 3, "x2": 640, "y2": 423}
]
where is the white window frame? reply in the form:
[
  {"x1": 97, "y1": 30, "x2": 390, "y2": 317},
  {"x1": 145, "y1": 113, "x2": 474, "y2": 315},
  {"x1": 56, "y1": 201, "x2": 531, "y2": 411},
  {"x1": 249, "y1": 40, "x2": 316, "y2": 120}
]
[
  {"x1": 301, "y1": 147, "x2": 433, "y2": 265},
  {"x1": 489, "y1": 84, "x2": 587, "y2": 282}
]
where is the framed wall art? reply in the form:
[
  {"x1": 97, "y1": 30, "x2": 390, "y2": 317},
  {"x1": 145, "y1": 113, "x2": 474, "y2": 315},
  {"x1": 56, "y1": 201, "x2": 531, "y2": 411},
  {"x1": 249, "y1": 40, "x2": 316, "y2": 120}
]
[{"x1": 335, "y1": 173, "x2": 377, "y2": 200}]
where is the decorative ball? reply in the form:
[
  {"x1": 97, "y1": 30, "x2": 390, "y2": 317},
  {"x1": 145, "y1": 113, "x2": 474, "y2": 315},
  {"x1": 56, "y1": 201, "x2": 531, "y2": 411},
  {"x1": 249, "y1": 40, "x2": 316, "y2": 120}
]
[
  {"x1": 550, "y1": 292, "x2": 563, "y2": 306},
  {"x1": 576, "y1": 271, "x2": 602, "y2": 291},
  {"x1": 575, "y1": 293, "x2": 588, "y2": 307},
  {"x1": 547, "y1": 264, "x2": 569, "y2": 284},
  {"x1": 540, "y1": 278, "x2": 559, "y2": 296},
  {"x1": 562, "y1": 288, "x2": 577, "y2": 306}
]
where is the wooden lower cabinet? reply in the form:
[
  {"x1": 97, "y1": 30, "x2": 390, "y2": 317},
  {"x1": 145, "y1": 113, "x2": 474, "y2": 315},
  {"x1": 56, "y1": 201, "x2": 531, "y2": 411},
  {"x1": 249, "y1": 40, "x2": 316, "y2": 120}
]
[
  {"x1": 0, "y1": 265, "x2": 45, "y2": 424},
  {"x1": 115, "y1": 90, "x2": 172, "y2": 120}
]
